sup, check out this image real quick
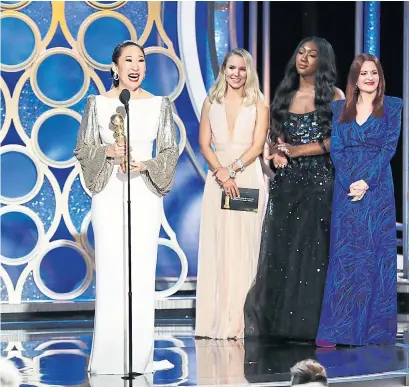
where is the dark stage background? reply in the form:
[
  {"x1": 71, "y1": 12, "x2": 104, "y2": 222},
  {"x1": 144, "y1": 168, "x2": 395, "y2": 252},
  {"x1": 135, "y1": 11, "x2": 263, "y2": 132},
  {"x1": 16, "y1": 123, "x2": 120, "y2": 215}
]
[{"x1": 244, "y1": 1, "x2": 405, "y2": 222}]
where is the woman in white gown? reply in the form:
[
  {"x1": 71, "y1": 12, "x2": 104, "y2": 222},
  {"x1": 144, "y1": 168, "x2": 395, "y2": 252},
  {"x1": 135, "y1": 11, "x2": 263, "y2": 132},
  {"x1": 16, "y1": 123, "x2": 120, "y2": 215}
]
[{"x1": 74, "y1": 41, "x2": 179, "y2": 375}]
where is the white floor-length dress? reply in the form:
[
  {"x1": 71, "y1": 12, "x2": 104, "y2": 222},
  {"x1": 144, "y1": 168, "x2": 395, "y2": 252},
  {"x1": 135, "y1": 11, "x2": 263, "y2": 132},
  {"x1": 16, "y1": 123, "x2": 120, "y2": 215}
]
[{"x1": 86, "y1": 95, "x2": 174, "y2": 375}]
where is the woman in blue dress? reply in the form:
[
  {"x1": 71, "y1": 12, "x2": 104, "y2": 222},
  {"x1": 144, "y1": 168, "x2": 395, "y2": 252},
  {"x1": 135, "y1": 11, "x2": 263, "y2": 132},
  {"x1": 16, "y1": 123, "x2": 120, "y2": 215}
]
[{"x1": 317, "y1": 53, "x2": 403, "y2": 346}]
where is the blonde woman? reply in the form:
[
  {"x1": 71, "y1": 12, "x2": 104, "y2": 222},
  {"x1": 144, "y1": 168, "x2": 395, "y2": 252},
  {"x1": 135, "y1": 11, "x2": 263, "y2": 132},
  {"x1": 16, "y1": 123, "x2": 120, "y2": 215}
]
[{"x1": 195, "y1": 48, "x2": 269, "y2": 339}]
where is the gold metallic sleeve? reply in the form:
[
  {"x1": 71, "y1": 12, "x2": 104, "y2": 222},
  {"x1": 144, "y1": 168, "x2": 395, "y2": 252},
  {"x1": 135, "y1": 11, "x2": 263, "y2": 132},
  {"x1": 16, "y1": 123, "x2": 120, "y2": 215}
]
[
  {"x1": 74, "y1": 95, "x2": 114, "y2": 195},
  {"x1": 141, "y1": 97, "x2": 179, "y2": 197}
]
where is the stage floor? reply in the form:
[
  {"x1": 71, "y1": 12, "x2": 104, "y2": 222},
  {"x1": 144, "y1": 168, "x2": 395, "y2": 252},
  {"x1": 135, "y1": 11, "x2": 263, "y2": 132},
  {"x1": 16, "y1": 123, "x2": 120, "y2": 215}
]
[{"x1": 2, "y1": 321, "x2": 409, "y2": 387}]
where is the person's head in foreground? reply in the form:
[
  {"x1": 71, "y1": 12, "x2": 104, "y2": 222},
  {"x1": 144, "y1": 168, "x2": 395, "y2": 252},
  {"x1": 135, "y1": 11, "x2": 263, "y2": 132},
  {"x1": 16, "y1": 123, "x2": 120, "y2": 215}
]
[
  {"x1": 0, "y1": 358, "x2": 22, "y2": 387},
  {"x1": 290, "y1": 359, "x2": 328, "y2": 386}
]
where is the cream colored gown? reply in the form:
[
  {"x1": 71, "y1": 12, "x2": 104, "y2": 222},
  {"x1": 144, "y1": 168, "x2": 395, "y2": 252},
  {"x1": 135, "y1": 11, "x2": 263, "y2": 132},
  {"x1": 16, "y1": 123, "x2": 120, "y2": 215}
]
[
  {"x1": 195, "y1": 100, "x2": 267, "y2": 339},
  {"x1": 195, "y1": 339, "x2": 247, "y2": 385}
]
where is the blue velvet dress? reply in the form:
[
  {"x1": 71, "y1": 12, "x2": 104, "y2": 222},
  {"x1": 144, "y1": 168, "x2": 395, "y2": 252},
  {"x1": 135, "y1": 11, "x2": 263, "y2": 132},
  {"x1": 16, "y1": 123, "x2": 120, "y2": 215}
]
[{"x1": 317, "y1": 96, "x2": 403, "y2": 345}]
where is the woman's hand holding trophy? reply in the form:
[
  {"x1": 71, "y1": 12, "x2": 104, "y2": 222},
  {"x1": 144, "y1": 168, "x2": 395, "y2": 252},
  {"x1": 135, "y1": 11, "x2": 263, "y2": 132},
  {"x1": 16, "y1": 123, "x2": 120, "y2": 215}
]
[
  {"x1": 109, "y1": 113, "x2": 128, "y2": 172},
  {"x1": 108, "y1": 113, "x2": 146, "y2": 173}
]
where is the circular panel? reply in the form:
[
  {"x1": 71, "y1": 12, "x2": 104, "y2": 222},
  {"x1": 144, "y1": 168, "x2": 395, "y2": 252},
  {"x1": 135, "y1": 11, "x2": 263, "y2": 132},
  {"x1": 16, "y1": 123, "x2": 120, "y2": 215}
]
[
  {"x1": 84, "y1": 17, "x2": 131, "y2": 66},
  {"x1": 38, "y1": 246, "x2": 87, "y2": 294},
  {"x1": 0, "y1": 211, "x2": 39, "y2": 262},
  {"x1": 0, "y1": 13, "x2": 40, "y2": 71},
  {"x1": 36, "y1": 55, "x2": 84, "y2": 102},
  {"x1": 0, "y1": 149, "x2": 43, "y2": 202},
  {"x1": 33, "y1": 240, "x2": 92, "y2": 300},
  {"x1": 86, "y1": 1, "x2": 126, "y2": 10},
  {"x1": 31, "y1": 48, "x2": 90, "y2": 107},
  {"x1": 144, "y1": 47, "x2": 185, "y2": 102},
  {"x1": 77, "y1": 12, "x2": 137, "y2": 71},
  {"x1": 0, "y1": 17, "x2": 34, "y2": 66},
  {"x1": 0, "y1": 1, "x2": 31, "y2": 10},
  {"x1": 32, "y1": 109, "x2": 81, "y2": 168},
  {"x1": 37, "y1": 115, "x2": 79, "y2": 162},
  {"x1": 144, "y1": 53, "x2": 179, "y2": 97}
]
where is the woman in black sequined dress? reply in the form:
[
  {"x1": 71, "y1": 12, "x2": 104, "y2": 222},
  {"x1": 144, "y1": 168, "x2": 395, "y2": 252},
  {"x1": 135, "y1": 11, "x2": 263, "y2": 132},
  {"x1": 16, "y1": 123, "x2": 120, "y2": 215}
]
[{"x1": 244, "y1": 37, "x2": 344, "y2": 342}]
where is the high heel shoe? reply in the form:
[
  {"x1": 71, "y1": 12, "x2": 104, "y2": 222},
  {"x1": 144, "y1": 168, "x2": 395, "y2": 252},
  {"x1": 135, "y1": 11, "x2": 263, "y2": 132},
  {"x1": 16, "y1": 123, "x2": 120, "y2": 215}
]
[{"x1": 315, "y1": 339, "x2": 336, "y2": 348}]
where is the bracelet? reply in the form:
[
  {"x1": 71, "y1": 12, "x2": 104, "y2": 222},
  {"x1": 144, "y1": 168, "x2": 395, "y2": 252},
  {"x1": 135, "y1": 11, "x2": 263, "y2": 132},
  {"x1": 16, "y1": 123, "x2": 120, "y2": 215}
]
[
  {"x1": 227, "y1": 164, "x2": 237, "y2": 179},
  {"x1": 213, "y1": 167, "x2": 222, "y2": 175},
  {"x1": 318, "y1": 140, "x2": 327, "y2": 153},
  {"x1": 105, "y1": 145, "x2": 114, "y2": 160},
  {"x1": 234, "y1": 158, "x2": 246, "y2": 172}
]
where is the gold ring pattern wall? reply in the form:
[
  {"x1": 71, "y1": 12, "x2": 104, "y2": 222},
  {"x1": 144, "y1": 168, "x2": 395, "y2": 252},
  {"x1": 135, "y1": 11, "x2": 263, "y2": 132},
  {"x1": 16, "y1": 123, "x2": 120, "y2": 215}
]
[{"x1": 0, "y1": 0, "x2": 188, "y2": 306}]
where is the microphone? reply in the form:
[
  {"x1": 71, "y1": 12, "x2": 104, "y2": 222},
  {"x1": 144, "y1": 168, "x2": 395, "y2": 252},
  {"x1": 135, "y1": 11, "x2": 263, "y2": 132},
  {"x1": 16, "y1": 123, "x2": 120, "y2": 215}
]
[
  {"x1": 117, "y1": 89, "x2": 134, "y2": 380},
  {"x1": 119, "y1": 88, "x2": 131, "y2": 106}
]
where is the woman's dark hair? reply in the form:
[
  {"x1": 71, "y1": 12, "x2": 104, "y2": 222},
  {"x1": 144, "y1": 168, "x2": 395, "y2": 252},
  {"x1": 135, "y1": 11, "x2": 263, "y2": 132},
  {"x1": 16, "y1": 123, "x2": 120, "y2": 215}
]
[
  {"x1": 339, "y1": 53, "x2": 385, "y2": 122},
  {"x1": 270, "y1": 37, "x2": 337, "y2": 143},
  {"x1": 111, "y1": 40, "x2": 145, "y2": 87},
  {"x1": 290, "y1": 359, "x2": 328, "y2": 386}
]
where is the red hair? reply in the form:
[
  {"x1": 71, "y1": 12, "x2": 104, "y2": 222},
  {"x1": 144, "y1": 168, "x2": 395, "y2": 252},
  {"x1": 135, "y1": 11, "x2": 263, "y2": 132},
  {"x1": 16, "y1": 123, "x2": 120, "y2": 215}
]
[{"x1": 339, "y1": 53, "x2": 385, "y2": 122}]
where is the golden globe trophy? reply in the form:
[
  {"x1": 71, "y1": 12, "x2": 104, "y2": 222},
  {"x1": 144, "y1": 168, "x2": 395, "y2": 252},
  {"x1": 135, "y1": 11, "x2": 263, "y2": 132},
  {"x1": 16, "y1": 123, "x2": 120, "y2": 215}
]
[{"x1": 110, "y1": 112, "x2": 127, "y2": 172}]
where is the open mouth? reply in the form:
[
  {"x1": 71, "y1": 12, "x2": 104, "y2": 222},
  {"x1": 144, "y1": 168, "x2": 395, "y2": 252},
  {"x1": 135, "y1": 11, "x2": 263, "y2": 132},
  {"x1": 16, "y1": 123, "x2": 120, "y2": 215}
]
[
  {"x1": 128, "y1": 73, "x2": 139, "y2": 82},
  {"x1": 365, "y1": 82, "x2": 375, "y2": 86}
]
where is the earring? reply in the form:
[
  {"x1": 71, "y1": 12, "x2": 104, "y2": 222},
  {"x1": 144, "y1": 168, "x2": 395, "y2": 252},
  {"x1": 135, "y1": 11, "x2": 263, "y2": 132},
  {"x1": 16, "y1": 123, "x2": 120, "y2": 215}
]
[
  {"x1": 354, "y1": 85, "x2": 359, "y2": 94},
  {"x1": 113, "y1": 72, "x2": 119, "y2": 81}
]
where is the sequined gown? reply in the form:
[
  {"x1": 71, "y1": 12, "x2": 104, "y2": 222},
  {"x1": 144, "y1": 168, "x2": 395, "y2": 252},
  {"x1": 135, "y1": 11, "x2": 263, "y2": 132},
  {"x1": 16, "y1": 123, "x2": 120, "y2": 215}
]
[
  {"x1": 244, "y1": 111, "x2": 334, "y2": 341},
  {"x1": 317, "y1": 96, "x2": 403, "y2": 345}
]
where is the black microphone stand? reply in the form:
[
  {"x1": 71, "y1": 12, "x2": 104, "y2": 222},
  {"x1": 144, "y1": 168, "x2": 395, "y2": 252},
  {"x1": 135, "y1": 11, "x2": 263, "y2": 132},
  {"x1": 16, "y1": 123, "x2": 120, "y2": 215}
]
[{"x1": 119, "y1": 90, "x2": 138, "y2": 381}]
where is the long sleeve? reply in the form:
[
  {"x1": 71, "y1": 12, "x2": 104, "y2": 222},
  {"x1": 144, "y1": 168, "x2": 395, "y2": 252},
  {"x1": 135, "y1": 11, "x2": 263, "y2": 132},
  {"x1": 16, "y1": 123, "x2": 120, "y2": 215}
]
[
  {"x1": 362, "y1": 96, "x2": 403, "y2": 189},
  {"x1": 141, "y1": 97, "x2": 179, "y2": 197},
  {"x1": 330, "y1": 100, "x2": 355, "y2": 191},
  {"x1": 74, "y1": 95, "x2": 114, "y2": 194},
  {"x1": 331, "y1": 129, "x2": 356, "y2": 192}
]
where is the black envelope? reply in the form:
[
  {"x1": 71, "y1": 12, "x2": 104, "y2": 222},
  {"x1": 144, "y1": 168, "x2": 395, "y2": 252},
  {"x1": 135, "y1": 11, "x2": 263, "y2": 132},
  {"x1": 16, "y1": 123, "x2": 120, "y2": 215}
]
[{"x1": 221, "y1": 188, "x2": 259, "y2": 212}]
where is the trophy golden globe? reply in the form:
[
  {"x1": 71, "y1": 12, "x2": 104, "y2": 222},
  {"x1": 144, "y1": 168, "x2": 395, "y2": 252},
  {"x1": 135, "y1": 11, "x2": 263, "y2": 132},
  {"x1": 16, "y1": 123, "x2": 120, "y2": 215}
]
[
  {"x1": 110, "y1": 113, "x2": 127, "y2": 172},
  {"x1": 223, "y1": 194, "x2": 231, "y2": 209}
]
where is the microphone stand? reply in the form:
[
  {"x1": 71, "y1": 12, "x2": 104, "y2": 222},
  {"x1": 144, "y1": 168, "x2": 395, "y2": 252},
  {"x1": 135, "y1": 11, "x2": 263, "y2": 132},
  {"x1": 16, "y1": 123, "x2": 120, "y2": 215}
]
[{"x1": 121, "y1": 98, "x2": 136, "y2": 381}]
